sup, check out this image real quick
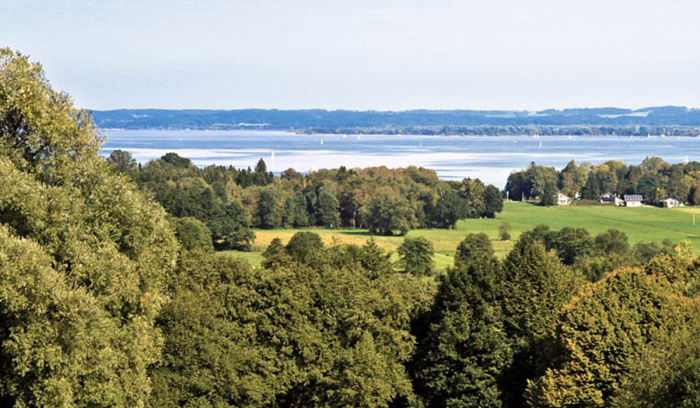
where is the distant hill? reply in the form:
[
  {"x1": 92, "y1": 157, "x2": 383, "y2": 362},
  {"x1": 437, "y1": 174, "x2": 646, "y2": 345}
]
[{"x1": 91, "y1": 107, "x2": 700, "y2": 136}]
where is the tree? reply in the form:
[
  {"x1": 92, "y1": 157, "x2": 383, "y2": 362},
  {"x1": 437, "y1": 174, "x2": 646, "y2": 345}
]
[
  {"x1": 499, "y1": 238, "x2": 581, "y2": 405},
  {"x1": 256, "y1": 187, "x2": 283, "y2": 229},
  {"x1": 454, "y1": 233, "x2": 494, "y2": 268},
  {"x1": 615, "y1": 319, "x2": 700, "y2": 407},
  {"x1": 430, "y1": 186, "x2": 468, "y2": 228},
  {"x1": 262, "y1": 237, "x2": 285, "y2": 259},
  {"x1": 526, "y1": 267, "x2": 697, "y2": 407},
  {"x1": 540, "y1": 182, "x2": 558, "y2": 206},
  {"x1": 594, "y1": 228, "x2": 629, "y2": 255},
  {"x1": 412, "y1": 241, "x2": 509, "y2": 407},
  {"x1": 459, "y1": 178, "x2": 486, "y2": 217},
  {"x1": 317, "y1": 183, "x2": 341, "y2": 228},
  {"x1": 546, "y1": 227, "x2": 594, "y2": 265},
  {"x1": 0, "y1": 48, "x2": 178, "y2": 406},
  {"x1": 366, "y1": 193, "x2": 415, "y2": 236},
  {"x1": 285, "y1": 231, "x2": 324, "y2": 264},
  {"x1": 107, "y1": 149, "x2": 137, "y2": 175},
  {"x1": 483, "y1": 185, "x2": 504, "y2": 218},
  {"x1": 397, "y1": 237, "x2": 434, "y2": 276},
  {"x1": 499, "y1": 221, "x2": 512, "y2": 241},
  {"x1": 172, "y1": 216, "x2": 214, "y2": 251}
]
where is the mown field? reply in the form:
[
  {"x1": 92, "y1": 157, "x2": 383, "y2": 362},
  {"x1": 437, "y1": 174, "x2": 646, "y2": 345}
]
[{"x1": 224, "y1": 202, "x2": 700, "y2": 270}]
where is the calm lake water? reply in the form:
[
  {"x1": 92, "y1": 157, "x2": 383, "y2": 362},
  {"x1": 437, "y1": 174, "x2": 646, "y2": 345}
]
[{"x1": 101, "y1": 130, "x2": 700, "y2": 187}]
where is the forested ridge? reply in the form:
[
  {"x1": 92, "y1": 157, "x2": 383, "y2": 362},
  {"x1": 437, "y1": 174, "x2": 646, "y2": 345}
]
[
  {"x1": 92, "y1": 108, "x2": 700, "y2": 136},
  {"x1": 5, "y1": 48, "x2": 700, "y2": 408}
]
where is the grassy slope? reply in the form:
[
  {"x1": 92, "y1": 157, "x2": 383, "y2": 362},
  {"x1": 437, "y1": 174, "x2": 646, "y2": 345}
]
[{"x1": 225, "y1": 202, "x2": 700, "y2": 270}]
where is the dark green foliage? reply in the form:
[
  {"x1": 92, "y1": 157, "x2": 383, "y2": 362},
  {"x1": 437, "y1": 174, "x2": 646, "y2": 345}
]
[
  {"x1": 285, "y1": 231, "x2": 324, "y2": 264},
  {"x1": 430, "y1": 186, "x2": 468, "y2": 228},
  {"x1": 483, "y1": 185, "x2": 504, "y2": 218},
  {"x1": 153, "y1": 243, "x2": 436, "y2": 408},
  {"x1": 509, "y1": 157, "x2": 700, "y2": 206},
  {"x1": 118, "y1": 157, "x2": 502, "y2": 237},
  {"x1": 499, "y1": 238, "x2": 582, "y2": 405},
  {"x1": 366, "y1": 193, "x2": 416, "y2": 235},
  {"x1": 454, "y1": 233, "x2": 494, "y2": 268},
  {"x1": 317, "y1": 183, "x2": 341, "y2": 228},
  {"x1": 546, "y1": 227, "x2": 594, "y2": 265},
  {"x1": 594, "y1": 228, "x2": 629, "y2": 255},
  {"x1": 136, "y1": 153, "x2": 256, "y2": 249},
  {"x1": 616, "y1": 321, "x2": 700, "y2": 407},
  {"x1": 358, "y1": 238, "x2": 395, "y2": 279},
  {"x1": 172, "y1": 216, "x2": 214, "y2": 251},
  {"x1": 412, "y1": 261, "x2": 511, "y2": 408},
  {"x1": 540, "y1": 182, "x2": 558, "y2": 206},
  {"x1": 397, "y1": 237, "x2": 435, "y2": 276},
  {"x1": 106, "y1": 149, "x2": 137, "y2": 175},
  {"x1": 262, "y1": 237, "x2": 284, "y2": 259}
]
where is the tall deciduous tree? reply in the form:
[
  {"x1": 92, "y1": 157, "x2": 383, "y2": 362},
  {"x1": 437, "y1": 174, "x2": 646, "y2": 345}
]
[{"x1": 0, "y1": 48, "x2": 178, "y2": 406}]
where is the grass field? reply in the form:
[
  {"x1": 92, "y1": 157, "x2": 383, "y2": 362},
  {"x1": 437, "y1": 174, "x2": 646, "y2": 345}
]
[{"x1": 225, "y1": 202, "x2": 700, "y2": 270}]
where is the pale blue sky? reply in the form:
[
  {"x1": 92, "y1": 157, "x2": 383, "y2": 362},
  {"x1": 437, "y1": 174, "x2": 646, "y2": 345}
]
[{"x1": 2, "y1": 0, "x2": 699, "y2": 110}]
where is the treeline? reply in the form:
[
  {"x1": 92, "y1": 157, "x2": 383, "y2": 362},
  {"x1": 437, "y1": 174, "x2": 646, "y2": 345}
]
[
  {"x1": 108, "y1": 150, "x2": 503, "y2": 248},
  {"x1": 506, "y1": 157, "x2": 700, "y2": 205}
]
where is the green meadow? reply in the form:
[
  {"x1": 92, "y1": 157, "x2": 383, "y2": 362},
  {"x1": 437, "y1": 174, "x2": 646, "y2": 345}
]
[{"x1": 224, "y1": 202, "x2": 700, "y2": 270}]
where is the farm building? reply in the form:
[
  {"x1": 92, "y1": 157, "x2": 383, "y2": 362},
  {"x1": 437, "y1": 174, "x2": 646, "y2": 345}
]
[
  {"x1": 658, "y1": 196, "x2": 683, "y2": 208},
  {"x1": 599, "y1": 192, "x2": 616, "y2": 204},
  {"x1": 557, "y1": 193, "x2": 572, "y2": 206},
  {"x1": 623, "y1": 194, "x2": 643, "y2": 207}
]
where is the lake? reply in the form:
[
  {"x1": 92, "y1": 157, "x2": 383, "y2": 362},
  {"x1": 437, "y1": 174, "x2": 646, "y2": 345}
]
[{"x1": 100, "y1": 130, "x2": 700, "y2": 187}]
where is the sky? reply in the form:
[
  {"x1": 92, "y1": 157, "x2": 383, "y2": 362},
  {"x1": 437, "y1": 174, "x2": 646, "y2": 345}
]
[{"x1": 2, "y1": 0, "x2": 699, "y2": 111}]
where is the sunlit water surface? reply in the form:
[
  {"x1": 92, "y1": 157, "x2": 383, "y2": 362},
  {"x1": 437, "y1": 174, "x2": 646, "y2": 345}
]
[{"x1": 101, "y1": 130, "x2": 700, "y2": 187}]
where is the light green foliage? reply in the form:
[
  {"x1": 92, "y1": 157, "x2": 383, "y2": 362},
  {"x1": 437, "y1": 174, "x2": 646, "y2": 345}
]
[
  {"x1": 397, "y1": 237, "x2": 435, "y2": 276},
  {"x1": 499, "y1": 221, "x2": 512, "y2": 241},
  {"x1": 526, "y1": 265, "x2": 698, "y2": 407},
  {"x1": 0, "y1": 48, "x2": 178, "y2": 406}
]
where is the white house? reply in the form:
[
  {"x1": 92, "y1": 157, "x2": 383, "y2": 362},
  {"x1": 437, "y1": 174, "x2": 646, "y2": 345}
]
[
  {"x1": 623, "y1": 194, "x2": 643, "y2": 207},
  {"x1": 557, "y1": 193, "x2": 572, "y2": 206},
  {"x1": 659, "y1": 196, "x2": 683, "y2": 208},
  {"x1": 599, "y1": 192, "x2": 616, "y2": 204}
]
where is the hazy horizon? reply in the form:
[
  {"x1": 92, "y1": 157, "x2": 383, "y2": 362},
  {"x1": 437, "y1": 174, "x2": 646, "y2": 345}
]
[{"x1": 3, "y1": 0, "x2": 699, "y2": 111}]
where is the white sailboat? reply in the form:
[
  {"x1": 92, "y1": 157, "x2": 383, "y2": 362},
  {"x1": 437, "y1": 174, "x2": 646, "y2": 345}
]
[
  {"x1": 320, "y1": 137, "x2": 324, "y2": 145},
  {"x1": 685, "y1": 155, "x2": 690, "y2": 164},
  {"x1": 539, "y1": 141, "x2": 543, "y2": 148},
  {"x1": 419, "y1": 142, "x2": 423, "y2": 149}
]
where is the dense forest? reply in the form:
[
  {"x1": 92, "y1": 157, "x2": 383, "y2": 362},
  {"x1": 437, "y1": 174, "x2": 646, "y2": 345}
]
[
  {"x1": 6, "y1": 48, "x2": 700, "y2": 408},
  {"x1": 506, "y1": 157, "x2": 700, "y2": 205},
  {"x1": 108, "y1": 150, "x2": 503, "y2": 249}
]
